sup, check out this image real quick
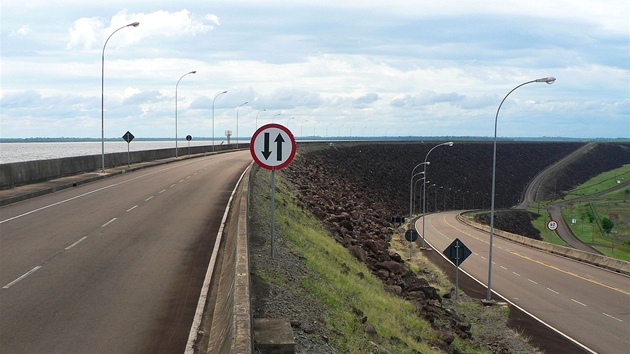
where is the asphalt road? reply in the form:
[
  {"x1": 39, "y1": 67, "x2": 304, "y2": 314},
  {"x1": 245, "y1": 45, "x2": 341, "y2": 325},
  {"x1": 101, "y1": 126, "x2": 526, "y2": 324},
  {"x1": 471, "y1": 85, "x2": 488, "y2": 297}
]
[
  {"x1": 0, "y1": 151, "x2": 252, "y2": 353},
  {"x1": 418, "y1": 211, "x2": 630, "y2": 354}
]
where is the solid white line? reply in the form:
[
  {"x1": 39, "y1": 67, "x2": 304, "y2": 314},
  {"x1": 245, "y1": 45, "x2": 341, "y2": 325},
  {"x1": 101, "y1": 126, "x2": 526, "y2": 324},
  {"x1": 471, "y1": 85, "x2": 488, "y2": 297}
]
[
  {"x1": 126, "y1": 205, "x2": 138, "y2": 212},
  {"x1": 602, "y1": 313, "x2": 623, "y2": 322},
  {"x1": 423, "y1": 234, "x2": 597, "y2": 354},
  {"x1": 547, "y1": 287, "x2": 559, "y2": 294},
  {"x1": 571, "y1": 299, "x2": 587, "y2": 307},
  {"x1": 65, "y1": 236, "x2": 88, "y2": 250},
  {"x1": 3, "y1": 266, "x2": 42, "y2": 289},
  {"x1": 145, "y1": 196, "x2": 154, "y2": 201},
  {"x1": 102, "y1": 218, "x2": 117, "y2": 227},
  {"x1": 184, "y1": 165, "x2": 250, "y2": 354}
]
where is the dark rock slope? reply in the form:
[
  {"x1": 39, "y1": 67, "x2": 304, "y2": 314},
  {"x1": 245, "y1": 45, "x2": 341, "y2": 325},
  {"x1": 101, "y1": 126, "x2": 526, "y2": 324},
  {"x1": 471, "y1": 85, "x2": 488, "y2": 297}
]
[{"x1": 283, "y1": 141, "x2": 629, "y2": 347}]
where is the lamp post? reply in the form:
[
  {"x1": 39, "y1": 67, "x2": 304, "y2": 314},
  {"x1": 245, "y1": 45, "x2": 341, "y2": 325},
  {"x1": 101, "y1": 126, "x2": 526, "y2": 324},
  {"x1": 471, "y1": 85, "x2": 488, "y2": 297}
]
[
  {"x1": 408, "y1": 163, "x2": 428, "y2": 260},
  {"x1": 272, "y1": 113, "x2": 281, "y2": 123},
  {"x1": 212, "y1": 90, "x2": 227, "y2": 152},
  {"x1": 421, "y1": 142, "x2": 454, "y2": 249},
  {"x1": 300, "y1": 120, "x2": 308, "y2": 138},
  {"x1": 175, "y1": 70, "x2": 196, "y2": 158},
  {"x1": 101, "y1": 21, "x2": 139, "y2": 172},
  {"x1": 255, "y1": 109, "x2": 266, "y2": 129},
  {"x1": 486, "y1": 76, "x2": 556, "y2": 301},
  {"x1": 412, "y1": 174, "x2": 426, "y2": 215},
  {"x1": 286, "y1": 116, "x2": 295, "y2": 128},
  {"x1": 236, "y1": 101, "x2": 248, "y2": 149}
]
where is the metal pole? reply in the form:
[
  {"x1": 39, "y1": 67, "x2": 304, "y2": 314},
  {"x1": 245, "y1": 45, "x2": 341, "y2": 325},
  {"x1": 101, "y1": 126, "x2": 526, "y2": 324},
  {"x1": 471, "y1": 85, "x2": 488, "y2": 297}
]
[
  {"x1": 175, "y1": 71, "x2": 196, "y2": 158},
  {"x1": 271, "y1": 169, "x2": 276, "y2": 257},
  {"x1": 236, "y1": 102, "x2": 248, "y2": 149},
  {"x1": 101, "y1": 22, "x2": 139, "y2": 172},
  {"x1": 422, "y1": 142, "x2": 453, "y2": 249},
  {"x1": 212, "y1": 91, "x2": 227, "y2": 152},
  {"x1": 486, "y1": 76, "x2": 556, "y2": 301}
]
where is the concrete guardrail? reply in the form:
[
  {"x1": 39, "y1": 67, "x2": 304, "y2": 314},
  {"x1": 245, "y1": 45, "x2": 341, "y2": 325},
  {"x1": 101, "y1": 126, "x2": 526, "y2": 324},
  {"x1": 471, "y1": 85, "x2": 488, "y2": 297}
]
[{"x1": 456, "y1": 213, "x2": 630, "y2": 276}]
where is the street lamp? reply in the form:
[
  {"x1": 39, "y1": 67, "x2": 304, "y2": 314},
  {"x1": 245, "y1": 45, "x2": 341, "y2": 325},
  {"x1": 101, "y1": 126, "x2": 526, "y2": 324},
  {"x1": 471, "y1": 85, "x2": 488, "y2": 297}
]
[
  {"x1": 421, "y1": 142, "x2": 454, "y2": 248},
  {"x1": 286, "y1": 116, "x2": 295, "y2": 128},
  {"x1": 212, "y1": 90, "x2": 227, "y2": 152},
  {"x1": 255, "y1": 109, "x2": 266, "y2": 129},
  {"x1": 408, "y1": 163, "x2": 428, "y2": 261},
  {"x1": 175, "y1": 70, "x2": 196, "y2": 158},
  {"x1": 486, "y1": 76, "x2": 555, "y2": 301},
  {"x1": 300, "y1": 120, "x2": 308, "y2": 138},
  {"x1": 236, "y1": 101, "x2": 248, "y2": 149},
  {"x1": 101, "y1": 21, "x2": 139, "y2": 172},
  {"x1": 272, "y1": 113, "x2": 281, "y2": 123}
]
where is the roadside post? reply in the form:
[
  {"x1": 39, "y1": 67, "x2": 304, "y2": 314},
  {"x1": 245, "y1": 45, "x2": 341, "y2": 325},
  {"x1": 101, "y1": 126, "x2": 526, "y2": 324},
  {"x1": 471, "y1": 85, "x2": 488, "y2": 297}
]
[
  {"x1": 547, "y1": 220, "x2": 558, "y2": 241},
  {"x1": 122, "y1": 131, "x2": 134, "y2": 167},
  {"x1": 443, "y1": 238, "x2": 472, "y2": 300},
  {"x1": 250, "y1": 123, "x2": 297, "y2": 257},
  {"x1": 186, "y1": 135, "x2": 192, "y2": 155}
]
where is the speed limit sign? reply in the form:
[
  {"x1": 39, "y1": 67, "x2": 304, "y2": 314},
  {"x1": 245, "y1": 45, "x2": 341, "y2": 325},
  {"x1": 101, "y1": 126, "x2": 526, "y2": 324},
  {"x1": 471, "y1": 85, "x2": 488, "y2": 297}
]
[{"x1": 547, "y1": 220, "x2": 558, "y2": 231}]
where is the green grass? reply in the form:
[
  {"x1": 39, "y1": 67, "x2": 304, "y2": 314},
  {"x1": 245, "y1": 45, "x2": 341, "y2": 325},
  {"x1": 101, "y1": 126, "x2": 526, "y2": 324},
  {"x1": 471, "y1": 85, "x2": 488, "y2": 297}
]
[
  {"x1": 528, "y1": 164, "x2": 630, "y2": 261},
  {"x1": 254, "y1": 169, "x2": 540, "y2": 353}
]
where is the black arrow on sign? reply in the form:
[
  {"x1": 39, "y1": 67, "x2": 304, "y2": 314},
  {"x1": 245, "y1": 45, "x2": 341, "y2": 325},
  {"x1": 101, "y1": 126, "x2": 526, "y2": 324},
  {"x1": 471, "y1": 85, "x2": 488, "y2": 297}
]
[
  {"x1": 275, "y1": 133, "x2": 285, "y2": 161},
  {"x1": 262, "y1": 132, "x2": 272, "y2": 160}
]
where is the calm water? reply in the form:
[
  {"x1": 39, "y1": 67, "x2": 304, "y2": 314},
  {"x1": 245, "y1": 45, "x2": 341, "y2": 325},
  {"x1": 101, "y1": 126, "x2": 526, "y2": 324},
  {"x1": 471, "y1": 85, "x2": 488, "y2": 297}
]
[{"x1": 0, "y1": 140, "x2": 246, "y2": 164}]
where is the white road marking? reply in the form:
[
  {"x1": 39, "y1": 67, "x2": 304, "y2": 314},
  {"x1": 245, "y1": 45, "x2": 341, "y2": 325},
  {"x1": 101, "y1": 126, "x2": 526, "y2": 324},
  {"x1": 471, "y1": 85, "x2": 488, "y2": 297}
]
[
  {"x1": 65, "y1": 236, "x2": 88, "y2": 250},
  {"x1": 145, "y1": 196, "x2": 154, "y2": 201},
  {"x1": 126, "y1": 205, "x2": 138, "y2": 212},
  {"x1": 170, "y1": 184, "x2": 177, "y2": 188},
  {"x1": 102, "y1": 218, "x2": 117, "y2": 227},
  {"x1": 500, "y1": 265, "x2": 507, "y2": 270},
  {"x1": 513, "y1": 272, "x2": 521, "y2": 277},
  {"x1": 159, "y1": 189, "x2": 166, "y2": 194},
  {"x1": 528, "y1": 279, "x2": 538, "y2": 284},
  {"x1": 571, "y1": 299, "x2": 587, "y2": 307},
  {"x1": 602, "y1": 313, "x2": 623, "y2": 322},
  {"x1": 547, "y1": 288, "x2": 559, "y2": 294},
  {"x1": 179, "y1": 179, "x2": 184, "y2": 183},
  {"x1": 3, "y1": 266, "x2": 42, "y2": 289}
]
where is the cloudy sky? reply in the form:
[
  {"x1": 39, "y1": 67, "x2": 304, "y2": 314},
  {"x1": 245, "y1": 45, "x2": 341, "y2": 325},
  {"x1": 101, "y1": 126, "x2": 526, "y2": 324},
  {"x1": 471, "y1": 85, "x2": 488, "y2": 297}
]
[{"x1": 1, "y1": 0, "x2": 628, "y2": 140}]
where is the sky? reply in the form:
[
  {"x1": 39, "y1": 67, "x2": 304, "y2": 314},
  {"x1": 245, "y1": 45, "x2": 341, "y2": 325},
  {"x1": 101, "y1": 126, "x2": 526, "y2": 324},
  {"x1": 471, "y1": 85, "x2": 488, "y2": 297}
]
[{"x1": 1, "y1": 0, "x2": 629, "y2": 140}]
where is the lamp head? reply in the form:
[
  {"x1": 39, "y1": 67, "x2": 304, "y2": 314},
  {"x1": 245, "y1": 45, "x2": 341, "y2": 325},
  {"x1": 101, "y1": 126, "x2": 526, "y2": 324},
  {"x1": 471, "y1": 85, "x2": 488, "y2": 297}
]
[
  {"x1": 222, "y1": 90, "x2": 227, "y2": 94},
  {"x1": 447, "y1": 141, "x2": 454, "y2": 146},
  {"x1": 129, "y1": 22, "x2": 140, "y2": 27},
  {"x1": 535, "y1": 76, "x2": 556, "y2": 84},
  {"x1": 191, "y1": 71, "x2": 197, "y2": 74}
]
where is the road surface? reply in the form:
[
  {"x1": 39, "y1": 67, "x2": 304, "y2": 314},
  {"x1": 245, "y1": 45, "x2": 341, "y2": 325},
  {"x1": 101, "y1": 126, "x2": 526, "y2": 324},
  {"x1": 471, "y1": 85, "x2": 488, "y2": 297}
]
[
  {"x1": 0, "y1": 151, "x2": 251, "y2": 353},
  {"x1": 418, "y1": 211, "x2": 630, "y2": 354}
]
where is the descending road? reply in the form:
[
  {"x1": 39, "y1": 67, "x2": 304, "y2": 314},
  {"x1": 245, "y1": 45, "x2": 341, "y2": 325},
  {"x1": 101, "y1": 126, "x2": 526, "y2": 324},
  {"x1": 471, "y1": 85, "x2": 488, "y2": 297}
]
[
  {"x1": 0, "y1": 151, "x2": 251, "y2": 353},
  {"x1": 418, "y1": 211, "x2": 630, "y2": 354}
]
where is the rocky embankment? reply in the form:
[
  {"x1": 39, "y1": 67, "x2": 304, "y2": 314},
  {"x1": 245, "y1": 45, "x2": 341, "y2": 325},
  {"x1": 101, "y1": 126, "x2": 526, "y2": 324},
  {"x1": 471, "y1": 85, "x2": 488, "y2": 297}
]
[{"x1": 279, "y1": 141, "x2": 629, "y2": 349}]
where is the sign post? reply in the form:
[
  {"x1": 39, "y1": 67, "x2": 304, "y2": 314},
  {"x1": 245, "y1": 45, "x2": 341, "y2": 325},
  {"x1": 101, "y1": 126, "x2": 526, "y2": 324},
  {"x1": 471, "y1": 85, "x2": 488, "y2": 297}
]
[
  {"x1": 443, "y1": 238, "x2": 472, "y2": 300},
  {"x1": 122, "y1": 131, "x2": 134, "y2": 167},
  {"x1": 547, "y1": 220, "x2": 558, "y2": 242},
  {"x1": 250, "y1": 123, "x2": 297, "y2": 257},
  {"x1": 186, "y1": 135, "x2": 192, "y2": 155}
]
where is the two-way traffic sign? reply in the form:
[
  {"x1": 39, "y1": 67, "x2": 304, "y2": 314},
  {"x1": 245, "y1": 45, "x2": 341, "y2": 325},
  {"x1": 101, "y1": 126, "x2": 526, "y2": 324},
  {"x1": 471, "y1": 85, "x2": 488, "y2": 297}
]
[{"x1": 250, "y1": 123, "x2": 296, "y2": 170}]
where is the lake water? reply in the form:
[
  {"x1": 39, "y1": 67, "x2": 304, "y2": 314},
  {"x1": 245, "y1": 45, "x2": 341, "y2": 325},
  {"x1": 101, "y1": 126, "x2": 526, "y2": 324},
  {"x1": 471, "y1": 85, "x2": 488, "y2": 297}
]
[{"x1": 0, "y1": 140, "x2": 242, "y2": 164}]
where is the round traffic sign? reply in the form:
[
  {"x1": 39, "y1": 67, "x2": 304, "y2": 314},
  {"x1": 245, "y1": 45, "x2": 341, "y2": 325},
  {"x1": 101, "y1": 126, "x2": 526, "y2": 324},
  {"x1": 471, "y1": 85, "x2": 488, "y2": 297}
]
[
  {"x1": 250, "y1": 123, "x2": 297, "y2": 170},
  {"x1": 405, "y1": 229, "x2": 419, "y2": 242},
  {"x1": 547, "y1": 220, "x2": 558, "y2": 231}
]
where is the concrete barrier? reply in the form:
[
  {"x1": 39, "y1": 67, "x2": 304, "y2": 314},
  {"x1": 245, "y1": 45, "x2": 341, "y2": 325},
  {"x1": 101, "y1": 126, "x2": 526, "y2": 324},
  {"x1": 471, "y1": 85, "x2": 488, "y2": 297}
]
[
  {"x1": 456, "y1": 213, "x2": 630, "y2": 276},
  {"x1": 205, "y1": 164, "x2": 253, "y2": 354},
  {"x1": 0, "y1": 144, "x2": 249, "y2": 189}
]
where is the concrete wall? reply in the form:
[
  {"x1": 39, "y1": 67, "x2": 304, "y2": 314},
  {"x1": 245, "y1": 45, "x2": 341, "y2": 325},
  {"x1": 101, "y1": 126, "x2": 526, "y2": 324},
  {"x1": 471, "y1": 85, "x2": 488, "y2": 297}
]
[
  {"x1": 456, "y1": 214, "x2": 630, "y2": 276},
  {"x1": 0, "y1": 144, "x2": 249, "y2": 189}
]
